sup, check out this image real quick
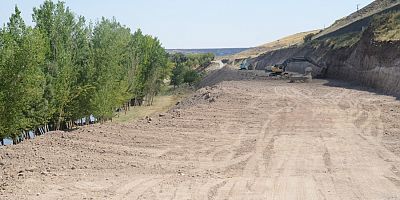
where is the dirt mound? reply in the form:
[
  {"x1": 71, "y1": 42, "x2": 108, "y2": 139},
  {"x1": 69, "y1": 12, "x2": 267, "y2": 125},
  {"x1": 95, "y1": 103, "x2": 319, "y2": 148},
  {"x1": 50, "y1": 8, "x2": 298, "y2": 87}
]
[
  {"x1": 173, "y1": 86, "x2": 222, "y2": 110},
  {"x1": 197, "y1": 67, "x2": 242, "y2": 88},
  {"x1": 197, "y1": 66, "x2": 270, "y2": 88}
]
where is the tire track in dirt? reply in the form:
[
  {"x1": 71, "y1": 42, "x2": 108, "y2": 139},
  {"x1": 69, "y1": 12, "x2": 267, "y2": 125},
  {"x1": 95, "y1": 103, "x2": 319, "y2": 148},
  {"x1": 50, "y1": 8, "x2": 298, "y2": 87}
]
[
  {"x1": 112, "y1": 177, "x2": 164, "y2": 200},
  {"x1": 2, "y1": 77, "x2": 400, "y2": 199}
]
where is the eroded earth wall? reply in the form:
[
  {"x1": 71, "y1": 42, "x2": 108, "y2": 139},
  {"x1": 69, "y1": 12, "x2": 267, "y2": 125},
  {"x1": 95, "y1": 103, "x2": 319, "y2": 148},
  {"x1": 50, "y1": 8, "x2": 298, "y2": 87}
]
[{"x1": 252, "y1": 29, "x2": 400, "y2": 96}]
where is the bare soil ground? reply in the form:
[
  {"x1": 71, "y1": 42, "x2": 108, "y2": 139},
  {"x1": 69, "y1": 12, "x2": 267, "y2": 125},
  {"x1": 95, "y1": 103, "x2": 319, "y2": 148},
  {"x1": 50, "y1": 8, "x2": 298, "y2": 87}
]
[{"x1": 1, "y1": 69, "x2": 400, "y2": 200}]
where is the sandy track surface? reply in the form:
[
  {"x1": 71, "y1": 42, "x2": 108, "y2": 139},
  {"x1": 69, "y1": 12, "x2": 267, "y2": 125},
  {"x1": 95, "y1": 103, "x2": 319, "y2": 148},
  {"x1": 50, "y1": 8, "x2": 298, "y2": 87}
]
[{"x1": 1, "y1": 71, "x2": 400, "y2": 199}]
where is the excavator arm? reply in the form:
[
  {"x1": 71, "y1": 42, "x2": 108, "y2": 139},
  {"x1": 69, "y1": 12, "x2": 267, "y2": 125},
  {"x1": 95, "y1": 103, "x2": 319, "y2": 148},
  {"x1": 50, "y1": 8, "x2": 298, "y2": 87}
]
[{"x1": 281, "y1": 57, "x2": 327, "y2": 78}]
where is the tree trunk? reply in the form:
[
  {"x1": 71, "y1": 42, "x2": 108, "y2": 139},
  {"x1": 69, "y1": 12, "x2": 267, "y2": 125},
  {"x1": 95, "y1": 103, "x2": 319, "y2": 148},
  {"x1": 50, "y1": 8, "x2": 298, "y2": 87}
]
[
  {"x1": 25, "y1": 131, "x2": 30, "y2": 140},
  {"x1": 56, "y1": 113, "x2": 63, "y2": 130},
  {"x1": 22, "y1": 131, "x2": 26, "y2": 140},
  {"x1": 0, "y1": 138, "x2": 4, "y2": 146},
  {"x1": 67, "y1": 120, "x2": 71, "y2": 130},
  {"x1": 151, "y1": 96, "x2": 154, "y2": 106},
  {"x1": 124, "y1": 102, "x2": 128, "y2": 114},
  {"x1": 55, "y1": 121, "x2": 60, "y2": 131},
  {"x1": 45, "y1": 124, "x2": 49, "y2": 133}
]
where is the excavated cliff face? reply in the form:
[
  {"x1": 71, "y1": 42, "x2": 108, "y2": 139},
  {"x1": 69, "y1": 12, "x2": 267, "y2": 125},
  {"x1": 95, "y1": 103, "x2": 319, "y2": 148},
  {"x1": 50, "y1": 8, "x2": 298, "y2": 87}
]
[
  {"x1": 327, "y1": 30, "x2": 400, "y2": 95},
  {"x1": 252, "y1": 29, "x2": 400, "y2": 96}
]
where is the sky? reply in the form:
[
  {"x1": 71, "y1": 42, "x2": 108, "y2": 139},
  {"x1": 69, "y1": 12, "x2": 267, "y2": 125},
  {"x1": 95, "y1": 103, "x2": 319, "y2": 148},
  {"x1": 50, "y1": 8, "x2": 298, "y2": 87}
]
[{"x1": 0, "y1": 0, "x2": 374, "y2": 49}]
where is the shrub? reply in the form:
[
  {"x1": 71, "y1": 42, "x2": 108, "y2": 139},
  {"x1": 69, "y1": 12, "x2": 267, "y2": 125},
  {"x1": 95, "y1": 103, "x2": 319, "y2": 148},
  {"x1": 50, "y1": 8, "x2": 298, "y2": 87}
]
[{"x1": 303, "y1": 33, "x2": 316, "y2": 43}]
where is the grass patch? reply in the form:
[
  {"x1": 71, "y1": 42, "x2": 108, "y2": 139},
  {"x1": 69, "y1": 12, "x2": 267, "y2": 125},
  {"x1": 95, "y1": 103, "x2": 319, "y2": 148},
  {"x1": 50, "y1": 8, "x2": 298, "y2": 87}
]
[
  {"x1": 372, "y1": 11, "x2": 400, "y2": 41},
  {"x1": 329, "y1": 32, "x2": 362, "y2": 49},
  {"x1": 113, "y1": 86, "x2": 193, "y2": 123},
  {"x1": 310, "y1": 32, "x2": 362, "y2": 49}
]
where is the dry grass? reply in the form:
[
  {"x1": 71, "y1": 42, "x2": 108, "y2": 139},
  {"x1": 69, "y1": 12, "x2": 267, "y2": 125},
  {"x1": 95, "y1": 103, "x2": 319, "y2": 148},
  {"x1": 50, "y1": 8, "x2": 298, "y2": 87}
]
[
  {"x1": 373, "y1": 11, "x2": 400, "y2": 41},
  {"x1": 325, "y1": 32, "x2": 362, "y2": 49},
  {"x1": 224, "y1": 30, "x2": 320, "y2": 60},
  {"x1": 314, "y1": 0, "x2": 400, "y2": 40},
  {"x1": 114, "y1": 87, "x2": 192, "y2": 123}
]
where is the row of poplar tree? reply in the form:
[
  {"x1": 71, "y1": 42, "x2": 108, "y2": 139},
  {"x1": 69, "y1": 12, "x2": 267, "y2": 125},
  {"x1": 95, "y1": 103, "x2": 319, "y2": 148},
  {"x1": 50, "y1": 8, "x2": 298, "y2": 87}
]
[{"x1": 0, "y1": 1, "x2": 174, "y2": 144}]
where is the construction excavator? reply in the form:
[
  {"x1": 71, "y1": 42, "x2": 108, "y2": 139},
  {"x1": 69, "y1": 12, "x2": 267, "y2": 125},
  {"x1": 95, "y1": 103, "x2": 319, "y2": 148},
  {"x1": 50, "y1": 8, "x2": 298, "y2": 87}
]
[
  {"x1": 239, "y1": 58, "x2": 253, "y2": 70},
  {"x1": 266, "y1": 56, "x2": 327, "y2": 78}
]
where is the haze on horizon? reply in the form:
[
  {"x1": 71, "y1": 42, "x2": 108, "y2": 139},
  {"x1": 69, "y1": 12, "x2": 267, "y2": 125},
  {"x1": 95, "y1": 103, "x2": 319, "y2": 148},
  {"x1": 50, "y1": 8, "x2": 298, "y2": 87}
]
[{"x1": 0, "y1": 0, "x2": 374, "y2": 49}]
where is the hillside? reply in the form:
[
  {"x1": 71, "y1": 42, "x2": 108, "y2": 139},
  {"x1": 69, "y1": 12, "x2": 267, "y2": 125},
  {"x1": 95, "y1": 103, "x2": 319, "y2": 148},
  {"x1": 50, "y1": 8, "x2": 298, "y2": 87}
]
[
  {"x1": 226, "y1": 30, "x2": 320, "y2": 59},
  {"x1": 314, "y1": 0, "x2": 400, "y2": 39},
  {"x1": 250, "y1": 0, "x2": 400, "y2": 96},
  {"x1": 231, "y1": 0, "x2": 399, "y2": 61}
]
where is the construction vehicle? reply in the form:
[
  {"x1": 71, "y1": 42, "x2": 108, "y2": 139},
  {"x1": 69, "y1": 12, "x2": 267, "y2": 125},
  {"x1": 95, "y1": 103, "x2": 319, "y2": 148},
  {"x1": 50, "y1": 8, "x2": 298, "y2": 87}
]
[
  {"x1": 239, "y1": 58, "x2": 252, "y2": 70},
  {"x1": 289, "y1": 67, "x2": 313, "y2": 83},
  {"x1": 239, "y1": 59, "x2": 249, "y2": 70},
  {"x1": 266, "y1": 56, "x2": 327, "y2": 78}
]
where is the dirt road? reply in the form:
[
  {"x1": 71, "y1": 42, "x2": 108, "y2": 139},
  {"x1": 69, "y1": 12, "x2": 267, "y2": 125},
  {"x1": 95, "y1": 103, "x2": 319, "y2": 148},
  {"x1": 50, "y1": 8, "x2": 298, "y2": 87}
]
[{"x1": 1, "y1": 70, "x2": 400, "y2": 199}]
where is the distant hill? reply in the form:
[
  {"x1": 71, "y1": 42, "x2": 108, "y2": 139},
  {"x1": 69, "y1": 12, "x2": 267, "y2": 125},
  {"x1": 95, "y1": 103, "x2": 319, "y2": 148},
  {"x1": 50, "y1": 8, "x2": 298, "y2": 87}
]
[{"x1": 167, "y1": 48, "x2": 250, "y2": 57}]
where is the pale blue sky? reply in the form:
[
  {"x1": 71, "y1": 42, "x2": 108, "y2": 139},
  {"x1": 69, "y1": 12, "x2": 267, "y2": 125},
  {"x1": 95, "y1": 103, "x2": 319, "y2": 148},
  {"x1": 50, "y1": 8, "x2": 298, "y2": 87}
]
[{"x1": 0, "y1": 0, "x2": 374, "y2": 49}]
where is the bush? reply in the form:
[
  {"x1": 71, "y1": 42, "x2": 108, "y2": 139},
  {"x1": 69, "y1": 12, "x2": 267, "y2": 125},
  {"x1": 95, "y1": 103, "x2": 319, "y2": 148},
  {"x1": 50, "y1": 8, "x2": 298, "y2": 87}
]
[
  {"x1": 169, "y1": 52, "x2": 213, "y2": 87},
  {"x1": 183, "y1": 70, "x2": 200, "y2": 86},
  {"x1": 303, "y1": 33, "x2": 316, "y2": 43}
]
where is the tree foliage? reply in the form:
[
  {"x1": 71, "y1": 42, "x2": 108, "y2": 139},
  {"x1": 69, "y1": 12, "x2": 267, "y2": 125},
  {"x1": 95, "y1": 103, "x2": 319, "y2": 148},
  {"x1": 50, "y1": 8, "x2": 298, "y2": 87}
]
[
  {"x1": 0, "y1": 1, "x2": 172, "y2": 143},
  {"x1": 169, "y1": 53, "x2": 214, "y2": 87}
]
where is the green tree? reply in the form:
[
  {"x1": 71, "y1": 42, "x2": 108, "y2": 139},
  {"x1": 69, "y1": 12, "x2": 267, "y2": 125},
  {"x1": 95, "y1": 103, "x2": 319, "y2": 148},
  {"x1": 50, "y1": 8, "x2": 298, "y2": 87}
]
[
  {"x1": 0, "y1": 1, "x2": 174, "y2": 142},
  {"x1": 171, "y1": 62, "x2": 185, "y2": 87},
  {"x1": 33, "y1": 1, "x2": 81, "y2": 130},
  {"x1": 169, "y1": 52, "x2": 213, "y2": 87},
  {"x1": 0, "y1": 6, "x2": 46, "y2": 143},
  {"x1": 91, "y1": 18, "x2": 132, "y2": 121},
  {"x1": 170, "y1": 53, "x2": 187, "y2": 87},
  {"x1": 67, "y1": 16, "x2": 95, "y2": 124},
  {"x1": 183, "y1": 69, "x2": 200, "y2": 86},
  {"x1": 131, "y1": 30, "x2": 170, "y2": 105}
]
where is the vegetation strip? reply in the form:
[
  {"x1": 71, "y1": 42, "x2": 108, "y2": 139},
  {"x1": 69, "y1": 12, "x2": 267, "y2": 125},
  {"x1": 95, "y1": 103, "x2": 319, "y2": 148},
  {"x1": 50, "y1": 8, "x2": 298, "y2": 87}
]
[{"x1": 0, "y1": 1, "x2": 213, "y2": 145}]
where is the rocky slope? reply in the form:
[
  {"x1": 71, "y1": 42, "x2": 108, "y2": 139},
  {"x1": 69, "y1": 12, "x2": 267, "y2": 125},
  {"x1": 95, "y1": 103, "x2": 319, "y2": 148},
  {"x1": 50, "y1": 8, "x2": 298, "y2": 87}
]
[
  {"x1": 314, "y1": 0, "x2": 400, "y2": 39},
  {"x1": 250, "y1": 2, "x2": 400, "y2": 97}
]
